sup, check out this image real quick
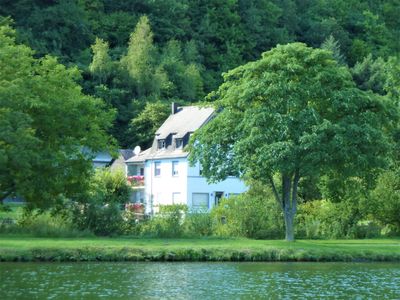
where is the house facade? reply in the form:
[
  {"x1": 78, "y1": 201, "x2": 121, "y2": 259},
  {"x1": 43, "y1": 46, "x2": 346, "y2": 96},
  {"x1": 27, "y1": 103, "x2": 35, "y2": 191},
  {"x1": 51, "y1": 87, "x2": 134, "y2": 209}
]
[{"x1": 126, "y1": 104, "x2": 247, "y2": 213}]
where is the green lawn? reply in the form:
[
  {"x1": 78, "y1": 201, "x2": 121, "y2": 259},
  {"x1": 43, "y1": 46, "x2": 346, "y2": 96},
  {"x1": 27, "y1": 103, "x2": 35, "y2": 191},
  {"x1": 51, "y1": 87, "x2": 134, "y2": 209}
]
[{"x1": 0, "y1": 235, "x2": 399, "y2": 262}]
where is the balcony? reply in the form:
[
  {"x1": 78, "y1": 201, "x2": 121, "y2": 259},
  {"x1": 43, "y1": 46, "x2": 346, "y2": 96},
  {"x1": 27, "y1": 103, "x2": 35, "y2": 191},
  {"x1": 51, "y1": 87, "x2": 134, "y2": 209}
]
[{"x1": 127, "y1": 175, "x2": 145, "y2": 188}]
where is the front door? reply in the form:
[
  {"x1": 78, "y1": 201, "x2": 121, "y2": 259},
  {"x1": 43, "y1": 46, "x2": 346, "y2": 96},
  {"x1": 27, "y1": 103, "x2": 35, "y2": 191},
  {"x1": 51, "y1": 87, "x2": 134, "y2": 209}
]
[{"x1": 214, "y1": 192, "x2": 224, "y2": 206}]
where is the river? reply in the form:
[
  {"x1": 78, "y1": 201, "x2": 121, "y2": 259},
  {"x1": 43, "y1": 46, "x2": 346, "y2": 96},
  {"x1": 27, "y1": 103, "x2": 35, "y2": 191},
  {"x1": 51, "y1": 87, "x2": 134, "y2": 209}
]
[{"x1": 1, "y1": 262, "x2": 399, "y2": 299}]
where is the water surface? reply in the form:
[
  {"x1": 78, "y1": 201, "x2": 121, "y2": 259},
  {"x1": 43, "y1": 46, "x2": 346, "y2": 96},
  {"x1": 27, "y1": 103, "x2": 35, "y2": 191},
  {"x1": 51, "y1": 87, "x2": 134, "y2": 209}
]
[{"x1": 1, "y1": 262, "x2": 399, "y2": 299}]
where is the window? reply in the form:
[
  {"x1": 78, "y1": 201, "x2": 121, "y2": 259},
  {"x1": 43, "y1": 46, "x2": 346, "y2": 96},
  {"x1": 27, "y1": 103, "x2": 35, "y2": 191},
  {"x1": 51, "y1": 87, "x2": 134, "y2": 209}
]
[
  {"x1": 172, "y1": 192, "x2": 181, "y2": 204},
  {"x1": 192, "y1": 193, "x2": 209, "y2": 211},
  {"x1": 154, "y1": 162, "x2": 161, "y2": 176},
  {"x1": 158, "y1": 139, "x2": 166, "y2": 149},
  {"x1": 127, "y1": 165, "x2": 138, "y2": 176},
  {"x1": 175, "y1": 138, "x2": 183, "y2": 148},
  {"x1": 128, "y1": 164, "x2": 144, "y2": 176},
  {"x1": 199, "y1": 164, "x2": 203, "y2": 176},
  {"x1": 172, "y1": 161, "x2": 179, "y2": 176}
]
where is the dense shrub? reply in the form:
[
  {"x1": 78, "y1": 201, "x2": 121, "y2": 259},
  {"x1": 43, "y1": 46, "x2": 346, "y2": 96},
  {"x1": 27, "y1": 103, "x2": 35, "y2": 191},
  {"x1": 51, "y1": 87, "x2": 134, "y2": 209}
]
[
  {"x1": 70, "y1": 168, "x2": 130, "y2": 236},
  {"x1": 0, "y1": 211, "x2": 92, "y2": 237},
  {"x1": 211, "y1": 185, "x2": 284, "y2": 239},
  {"x1": 183, "y1": 210, "x2": 213, "y2": 237},
  {"x1": 139, "y1": 204, "x2": 187, "y2": 238},
  {"x1": 296, "y1": 198, "x2": 385, "y2": 239},
  {"x1": 368, "y1": 170, "x2": 400, "y2": 234}
]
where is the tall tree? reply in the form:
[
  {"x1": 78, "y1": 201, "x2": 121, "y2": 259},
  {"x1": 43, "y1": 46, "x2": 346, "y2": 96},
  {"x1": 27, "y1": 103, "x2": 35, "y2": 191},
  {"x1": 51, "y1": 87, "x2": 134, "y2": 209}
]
[
  {"x1": 189, "y1": 43, "x2": 396, "y2": 241},
  {"x1": 121, "y1": 15, "x2": 166, "y2": 97},
  {"x1": 0, "y1": 24, "x2": 115, "y2": 208},
  {"x1": 321, "y1": 35, "x2": 346, "y2": 65},
  {"x1": 89, "y1": 37, "x2": 112, "y2": 84}
]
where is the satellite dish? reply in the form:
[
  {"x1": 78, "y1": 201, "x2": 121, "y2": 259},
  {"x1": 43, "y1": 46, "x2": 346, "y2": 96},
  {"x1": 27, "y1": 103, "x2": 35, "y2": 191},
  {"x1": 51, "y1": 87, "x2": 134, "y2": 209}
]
[{"x1": 133, "y1": 146, "x2": 141, "y2": 155}]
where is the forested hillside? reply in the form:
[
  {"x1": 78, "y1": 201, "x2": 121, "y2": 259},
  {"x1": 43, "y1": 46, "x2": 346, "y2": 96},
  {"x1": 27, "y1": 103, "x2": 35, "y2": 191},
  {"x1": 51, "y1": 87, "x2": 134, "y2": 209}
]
[{"x1": 1, "y1": 0, "x2": 399, "y2": 147}]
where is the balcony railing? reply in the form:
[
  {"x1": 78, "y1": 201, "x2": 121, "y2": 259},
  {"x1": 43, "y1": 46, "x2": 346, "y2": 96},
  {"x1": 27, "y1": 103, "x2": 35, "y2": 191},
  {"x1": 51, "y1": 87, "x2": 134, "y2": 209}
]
[{"x1": 127, "y1": 175, "x2": 145, "y2": 187}]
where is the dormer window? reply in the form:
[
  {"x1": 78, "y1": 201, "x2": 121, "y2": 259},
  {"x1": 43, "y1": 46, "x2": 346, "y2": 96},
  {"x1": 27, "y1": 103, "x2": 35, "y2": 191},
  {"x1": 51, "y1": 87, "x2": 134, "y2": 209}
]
[
  {"x1": 175, "y1": 138, "x2": 183, "y2": 149},
  {"x1": 158, "y1": 139, "x2": 166, "y2": 149}
]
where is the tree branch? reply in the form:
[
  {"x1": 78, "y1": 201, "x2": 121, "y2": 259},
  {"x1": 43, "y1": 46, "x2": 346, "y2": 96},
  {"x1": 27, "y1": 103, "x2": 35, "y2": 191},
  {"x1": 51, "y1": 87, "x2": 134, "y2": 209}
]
[
  {"x1": 282, "y1": 174, "x2": 291, "y2": 211},
  {"x1": 268, "y1": 174, "x2": 282, "y2": 209},
  {"x1": 291, "y1": 169, "x2": 300, "y2": 215}
]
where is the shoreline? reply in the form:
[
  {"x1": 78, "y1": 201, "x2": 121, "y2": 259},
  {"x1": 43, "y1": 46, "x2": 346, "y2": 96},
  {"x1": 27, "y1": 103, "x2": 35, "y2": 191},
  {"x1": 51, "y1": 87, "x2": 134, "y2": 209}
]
[
  {"x1": 1, "y1": 236, "x2": 399, "y2": 263},
  {"x1": 1, "y1": 248, "x2": 400, "y2": 263}
]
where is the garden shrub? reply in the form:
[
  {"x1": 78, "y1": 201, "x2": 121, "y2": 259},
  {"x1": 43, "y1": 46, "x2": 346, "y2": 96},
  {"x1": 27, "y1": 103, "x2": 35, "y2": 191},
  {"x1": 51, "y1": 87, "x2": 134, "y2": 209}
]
[
  {"x1": 211, "y1": 184, "x2": 284, "y2": 239},
  {"x1": 368, "y1": 170, "x2": 400, "y2": 235},
  {"x1": 140, "y1": 204, "x2": 187, "y2": 238},
  {"x1": 296, "y1": 198, "x2": 384, "y2": 239},
  {"x1": 70, "y1": 168, "x2": 130, "y2": 236},
  {"x1": 14, "y1": 211, "x2": 92, "y2": 237},
  {"x1": 183, "y1": 210, "x2": 213, "y2": 237}
]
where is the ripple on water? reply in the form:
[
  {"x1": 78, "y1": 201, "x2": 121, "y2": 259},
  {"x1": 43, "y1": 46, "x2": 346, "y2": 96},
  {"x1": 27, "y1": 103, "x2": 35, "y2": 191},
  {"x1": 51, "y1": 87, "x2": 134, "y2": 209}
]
[{"x1": 0, "y1": 262, "x2": 399, "y2": 299}]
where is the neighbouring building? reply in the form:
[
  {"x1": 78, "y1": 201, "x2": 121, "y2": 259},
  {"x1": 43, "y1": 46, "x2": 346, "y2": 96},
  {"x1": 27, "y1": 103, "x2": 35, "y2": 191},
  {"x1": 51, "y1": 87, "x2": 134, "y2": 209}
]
[
  {"x1": 126, "y1": 103, "x2": 247, "y2": 213},
  {"x1": 92, "y1": 149, "x2": 134, "y2": 172}
]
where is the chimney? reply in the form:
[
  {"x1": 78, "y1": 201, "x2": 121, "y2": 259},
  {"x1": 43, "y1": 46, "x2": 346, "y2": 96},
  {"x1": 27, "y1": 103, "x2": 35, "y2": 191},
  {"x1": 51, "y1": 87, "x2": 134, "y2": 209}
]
[{"x1": 171, "y1": 102, "x2": 178, "y2": 114}]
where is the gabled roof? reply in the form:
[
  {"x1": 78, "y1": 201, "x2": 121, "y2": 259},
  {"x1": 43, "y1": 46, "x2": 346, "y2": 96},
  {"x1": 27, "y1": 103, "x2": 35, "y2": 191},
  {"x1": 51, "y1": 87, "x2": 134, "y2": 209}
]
[
  {"x1": 126, "y1": 105, "x2": 214, "y2": 163},
  {"x1": 92, "y1": 149, "x2": 134, "y2": 163},
  {"x1": 118, "y1": 149, "x2": 134, "y2": 160},
  {"x1": 92, "y1": 151, "x2": 113, "y2": 163},
  {"x1": 156, "y1": 106, "x2": 214, "y2": 139}
]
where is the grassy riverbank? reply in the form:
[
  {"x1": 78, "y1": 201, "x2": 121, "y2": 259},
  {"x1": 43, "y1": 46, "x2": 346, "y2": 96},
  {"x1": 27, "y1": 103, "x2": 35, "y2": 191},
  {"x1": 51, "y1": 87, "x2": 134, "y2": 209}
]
[{"x1": 0, "y1": 235, "x2": 399, "y2": 262}]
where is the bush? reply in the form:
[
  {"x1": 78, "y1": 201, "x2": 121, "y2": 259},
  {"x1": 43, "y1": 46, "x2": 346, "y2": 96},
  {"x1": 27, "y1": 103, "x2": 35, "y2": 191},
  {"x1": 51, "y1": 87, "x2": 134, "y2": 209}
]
[
  {"x1": 72, "y1": 202, "x2": 124, "y2": 236},
  {"x1": 183, "y1": 210, "x2": 213, "y2": 237},
  {"x1": 139, "y1": 204, "x2": 187, "y2": 238},
  {"x1": 368, "y1": 170, "x2": 400, "y2": 234},
  {"x1": 0, "y1": 210, "x2": 92, "y2": 237},
  {"x1": 296, "y1": 198, "x2": 384, "y2": 239},
  {"x1": 211, "y1": 184, "x2": 284, "y2": 239},
  {"x1": 70, "y1": 168, "x2": 130, "y2": 236}
]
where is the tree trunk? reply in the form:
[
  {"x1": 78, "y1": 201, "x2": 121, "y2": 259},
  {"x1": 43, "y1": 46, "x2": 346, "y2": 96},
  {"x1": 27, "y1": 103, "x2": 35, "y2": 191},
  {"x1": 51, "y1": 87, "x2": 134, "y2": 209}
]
[
  {"x1": 269, "y1": 171, "x2": 300, "y2": 242},
  {"x1": 282, "y1": 174, "x2": 294, "y2": 241},
  {"x1": 284, "y1": 209, "x2": 295, "y2": 241}
]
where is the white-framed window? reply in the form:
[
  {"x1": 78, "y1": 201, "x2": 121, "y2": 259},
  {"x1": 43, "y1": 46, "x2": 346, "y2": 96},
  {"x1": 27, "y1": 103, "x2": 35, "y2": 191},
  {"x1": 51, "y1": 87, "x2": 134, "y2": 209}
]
[
  {"x1": 154, "y1": 162, "x2": 161, "y2": 176},
  {"x1": 175, "y1": 138, "x2": 183, "y2": 148},
  {"x1": 158, "y1": 139, "x2": 166, "y2": 149},
  {"x1": 172, "y1": 161, "x2": 179, "y2": 176},
  {"x1": 192, "y1": 193, "x2": 209, "y2": 210},
  {"x1": 172, "y1": 192, "x2": 181, "y2": 204}
]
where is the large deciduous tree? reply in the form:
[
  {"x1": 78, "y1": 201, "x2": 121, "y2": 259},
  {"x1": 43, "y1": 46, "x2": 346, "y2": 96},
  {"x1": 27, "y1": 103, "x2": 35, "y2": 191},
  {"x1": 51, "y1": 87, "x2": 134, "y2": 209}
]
[
  {"x1": 0, "y1": 25, "x2": 115, "y2": 209},
  {"x1": 189, "y1": 43, "x2": 396, "y2": 241}
]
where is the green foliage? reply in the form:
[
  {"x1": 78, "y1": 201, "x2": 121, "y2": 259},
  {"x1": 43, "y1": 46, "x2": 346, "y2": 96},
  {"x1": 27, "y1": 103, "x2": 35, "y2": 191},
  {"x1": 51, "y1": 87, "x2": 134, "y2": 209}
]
[
  {"x1": 70, "y1": 169, "x2": 130, "y2": 236},
  {"x1": 296, "y1": 177, "x2": 384, "y2": 239},
  {"x1": 189, "y1": 43, "x2": 396, "y2": 240},
  {"x1": 89, "y1": 37, "x2": 112, "y2": 83},
  {"x1": 128, "y1": 101, "x2": 171, "y2": 148},
  {"x1": 120, "y1": 15, "x2": 164, "y2": 97},
  {"x1": 183, "y1": 211, "x2": 213, "y2": 237},
  {"x1": 16, "y1": 212, "x2": 92, "y2": 238},
  {"x1": 369, "y1": 170, "x2": 400, "y2": 233},
  {"x1": 352, "y1": 54, "x2": 387, "y2": 95},
  {"x1": 139, "y1": 204, "x2": 188, "y2": 238},
  {"x1": 211, "y1": 184, "x2": 284, "y2": 239},
  {"x1": 0, "y1": 24, "x2": 115, "y2": 208},
  {"x1": 321, "y1": 35, "x2": 346, "y2": 65},
  {"x1": 4, "y1": 1, "x2": 399, "y2": 148},
  {"x1": 0, "y1": 208, "x2": 92, "y2": 238}
]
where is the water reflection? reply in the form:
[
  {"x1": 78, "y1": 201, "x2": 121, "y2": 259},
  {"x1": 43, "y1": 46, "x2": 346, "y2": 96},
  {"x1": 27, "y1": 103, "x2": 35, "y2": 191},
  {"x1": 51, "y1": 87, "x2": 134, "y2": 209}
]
[{"x1": 0, "y1": 262, "x2": 399, "y2": 299}]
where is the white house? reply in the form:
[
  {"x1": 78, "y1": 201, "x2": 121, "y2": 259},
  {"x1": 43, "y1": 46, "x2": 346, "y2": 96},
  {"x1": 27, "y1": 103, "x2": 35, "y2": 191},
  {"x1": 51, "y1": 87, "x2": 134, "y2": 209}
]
[{"x1": 126, "y1": 103, "x2": 247, "y2": 213}]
